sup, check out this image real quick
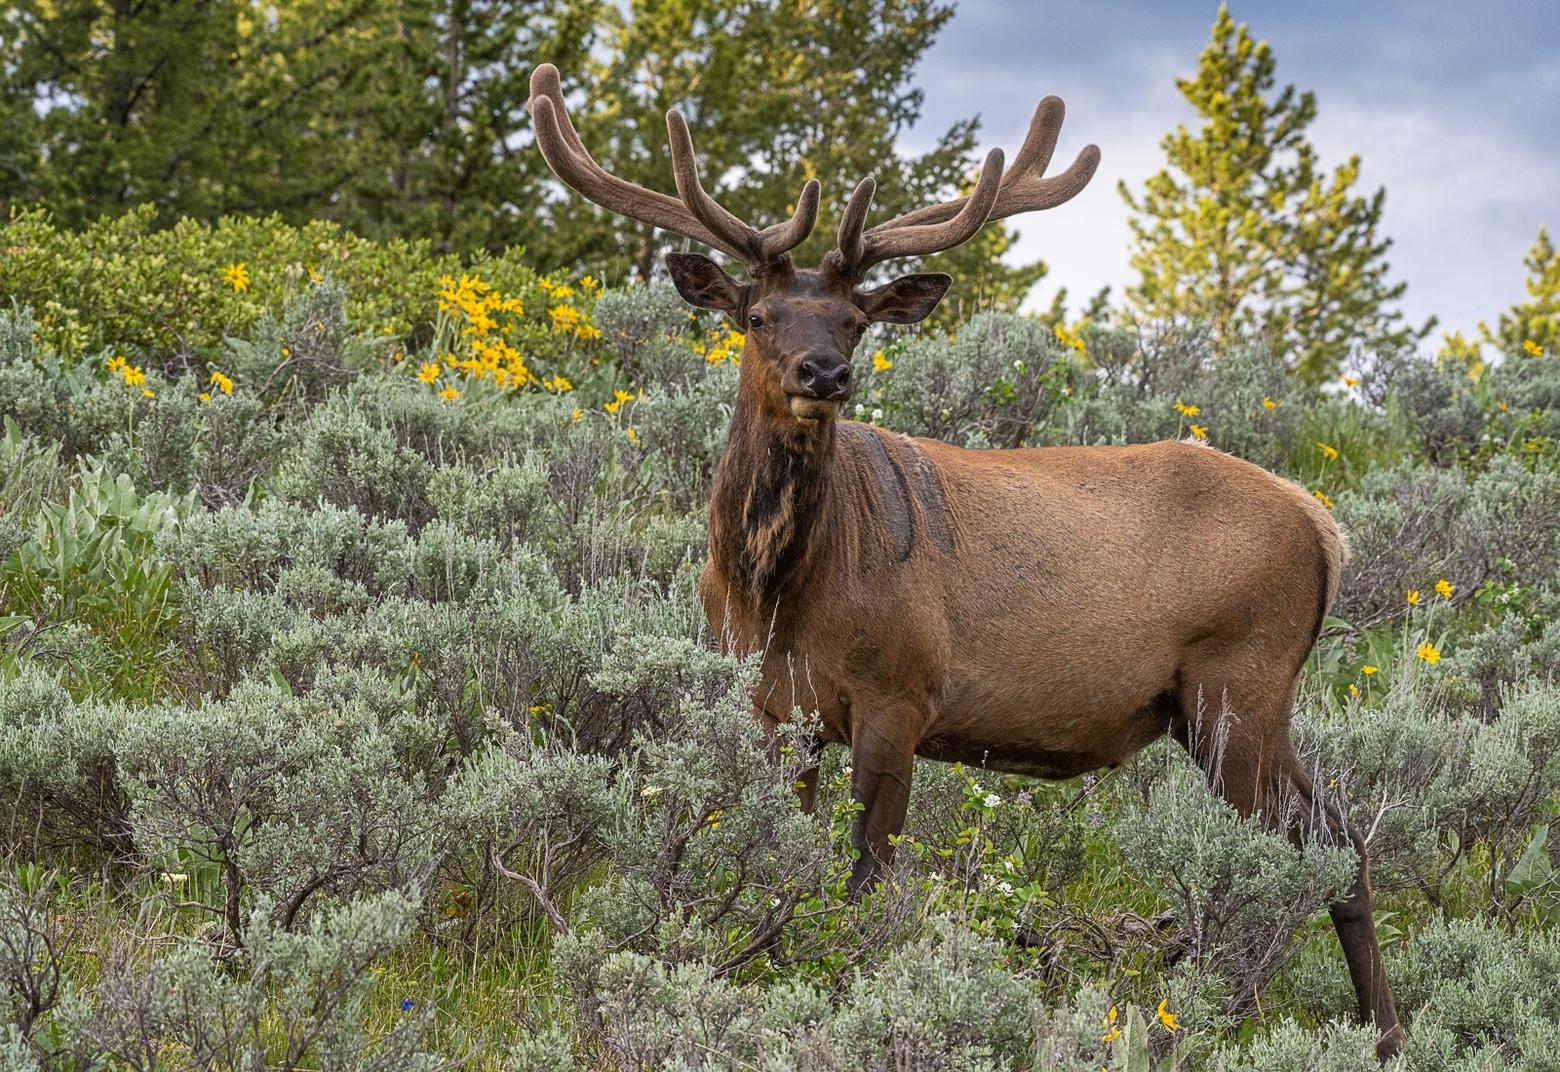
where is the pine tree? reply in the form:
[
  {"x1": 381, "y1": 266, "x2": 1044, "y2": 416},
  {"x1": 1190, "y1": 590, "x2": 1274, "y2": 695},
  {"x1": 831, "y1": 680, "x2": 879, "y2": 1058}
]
[
  {"x1": 1120, "y1": 5, "x2": 1428, "y2": 382},
  {"x1": 1483, "y1": 227, "x2": 1560, "y2": 358},
  {"x1": 1, "y1": 1, "x2": 416, "y2": 226}
]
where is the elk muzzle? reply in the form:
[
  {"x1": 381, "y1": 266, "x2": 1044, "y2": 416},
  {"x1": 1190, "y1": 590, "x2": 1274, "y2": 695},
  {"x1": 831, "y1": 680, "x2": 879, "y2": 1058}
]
[{"x1": 788, "y1": 352, "x2": 853, "y2": 420}]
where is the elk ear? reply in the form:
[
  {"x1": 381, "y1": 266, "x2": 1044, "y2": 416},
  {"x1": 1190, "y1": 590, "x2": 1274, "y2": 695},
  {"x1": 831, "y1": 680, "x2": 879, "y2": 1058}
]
[
  {"x1": 855, "y1": 273, "x2": 952, "y2": 324},
  {"x1": 664, "y1": 252, "x2": 745, "y2": 315}
]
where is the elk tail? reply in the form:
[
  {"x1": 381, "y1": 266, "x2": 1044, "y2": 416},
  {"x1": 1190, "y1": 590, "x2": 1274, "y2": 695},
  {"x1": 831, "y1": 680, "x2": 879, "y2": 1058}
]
[{"x1": 1297, "y1": 488, "x2": 1349, "y2": 646}]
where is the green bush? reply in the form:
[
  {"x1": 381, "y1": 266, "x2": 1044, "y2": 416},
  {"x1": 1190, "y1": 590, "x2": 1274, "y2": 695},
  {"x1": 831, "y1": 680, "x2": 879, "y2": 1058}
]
[
  {"x1": 4, "y1": 217, "x2": 1559, "y2": 1068},
  {"x1": 0, "y1": 207, "x2": 549, "y2": 364}
]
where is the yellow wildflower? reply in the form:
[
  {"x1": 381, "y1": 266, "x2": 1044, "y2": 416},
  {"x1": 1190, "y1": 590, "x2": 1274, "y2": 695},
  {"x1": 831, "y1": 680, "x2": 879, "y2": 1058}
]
[
  {"x1": 307, "y1": 266, "x2": 323, "y2": 285},
  {"x1": 604, "y1": 388, "x2": 633, "y2": 415},
  {"x1": 121, "y1": 365, "x2": 147, "y2": 387},
  {"x1": 1312, "y1": 489, "x2": 1335, "y2": 509},
  {"x1": 1417, "y1": 642, "x2": 1441, "y2": 665},
  {"x1": 221, "y1": 262, "x2": 250, "y2": 293},
  {"x1": 105, "y1": 355, "x2": 127, "y2": 373},
  {"x1": 571, "y1": 407, "x2": 584, "y2": 422},
  {"x1": 547, "y1": 375, "x2": 573, "y2": 392},
  {"x1": 1434, "y1": 578, "x2": 1455, "y2": 599},
  {"x1": 1343, "y1": 376, "x2": 1361, "y2": 387},
  {"x1": 417, "y1": 362, "x2": 440, "y2": 384},
  {"x1": 1523, "y1": 339, "x2": 1544, "y2": 357},
  {"x1": 1262, "y1": 397, "x2": 1277, "y2": 410},
  {"x1": 1350, "y1": 683, "x2": 1360, "y2": 699},
  {"x1": 580, "y1": 275, "x2": 600, "y2": 291},
  {"x1": 1188, "y1": 424, "x2": 1207, "y2": 440},
  {"x1": 1155, "y1": 998, "x2": 1180, "y2": 1033},
  {"x1": 438, "y1": 385, "x2": 460, "y2": 402},
  {"x1": 1498, "y1": 400, "x2": 1511, "y2": 412},
  {"x1": 1173, "y1": 400, "x2": 1200, "y2": 418},
  {"x1": 1406, "y1": 589, "x2": 1420, "y2": 606},
  {"x1": 208, "y1": 370, "x2": 234, "y2": 395},
  {"x1": 626, "y1": 426, "x2": 638, "y2": 444},
  {"x1": 1362, "y1": 665, "x2": 1379, "y2": 676},
  {"x1": 1053, "y1": 322, "x2": 1086, "y2": 352},
  {"x1": 1101, "y1": 1005, "x2": 1120, "y2": 1044},
  {"x1": 140, "y1": 387, "x2": 155, "y2": 399},
  {"x1": 199, "y1": 392, "x2": 212, "y2": 402},
  {"x1": 1316, "y1": 441, "x2": 1339, "y2": 462},
  {"x1": 872, "y1": 350, "x2": 892, "y2": 372}
]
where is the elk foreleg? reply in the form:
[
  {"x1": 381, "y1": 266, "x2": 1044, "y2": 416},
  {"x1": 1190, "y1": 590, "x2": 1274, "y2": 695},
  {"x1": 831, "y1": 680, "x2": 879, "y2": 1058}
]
[
  {"x1": 796, "y1": 763, "x2": 820, "y2": 815},
  {"x1": 755, "y1": 705, "x2": 822, "y2": 815},
  {"x1": 846, "y1": 720, "x2": 917, "y2": 896}
]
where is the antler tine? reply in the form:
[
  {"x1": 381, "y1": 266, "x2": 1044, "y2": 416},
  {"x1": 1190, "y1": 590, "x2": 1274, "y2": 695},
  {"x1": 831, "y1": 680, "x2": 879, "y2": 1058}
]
[
  {"x1": 665, "y1": 109, "x2": 759, "y2": 253},
  {"x1": 530, "y1": 64, "x2": 588, "y2": 162},
  {"x1": 666, "y1": 109, "x2": 820, "y2": 270},
  {"x1": 835, "y1": 176, "x2": 877, "y2": 268},
  {"x1": 872, "y1": 97, "x2": 1100, "y2": 233},
  {"x1": 529, "y1": 65, "x2": 746, "y2": 261},
  {"x1": 987, "y1": 95, "x2": 1100, "y2": 220},
  {"x1": 836, "y1": 148, "x2": 1005, "y2": 276},
  {"x1": 757, "y1": 178, "x2": 821, "y2": 263}
]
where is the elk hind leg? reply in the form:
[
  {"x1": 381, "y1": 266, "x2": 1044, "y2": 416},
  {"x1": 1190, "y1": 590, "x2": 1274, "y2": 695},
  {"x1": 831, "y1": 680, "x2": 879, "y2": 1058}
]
[
  {"x1": 1176, "y1": 671, "x2": 1403, "y2": 1062},
  {"x1": 1277, "y1": 739, "x2": 1403, "y2": 1060}
]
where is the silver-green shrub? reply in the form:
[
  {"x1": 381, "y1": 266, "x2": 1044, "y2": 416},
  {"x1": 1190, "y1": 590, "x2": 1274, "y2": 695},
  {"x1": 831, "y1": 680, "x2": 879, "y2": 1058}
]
[
  {"x1": 1298, "y1": 682, "x2": 1560, "y2": 898},
  {"x1": 1335, "y1": 455, "x2": 1560, "y2": 627},
  {"x1": 117, "y1": 679, "x2": 442, "y2": 938},
  {"x1": 58, "y1": 891, "x2": 440, "y2": 1071},
  {"x1": 867, "y1": 312, "x2": 1078, "y2": 449},
  {"x1": 0, "y1": 668, "x2": 129, "y2": 859},
  {"x1": 1114, "y1": 753, "x2": 1358, "y2": 1032}
]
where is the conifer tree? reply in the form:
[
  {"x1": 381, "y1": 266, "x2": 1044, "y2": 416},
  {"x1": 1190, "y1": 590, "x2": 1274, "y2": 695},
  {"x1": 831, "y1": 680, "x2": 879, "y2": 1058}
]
[
  {"x1": 1483, "y1": 227, "x2": 1560, "y2": 358},
  {"x1": 1121, "y1": 5, "x2": 1428, "y2": 382}
]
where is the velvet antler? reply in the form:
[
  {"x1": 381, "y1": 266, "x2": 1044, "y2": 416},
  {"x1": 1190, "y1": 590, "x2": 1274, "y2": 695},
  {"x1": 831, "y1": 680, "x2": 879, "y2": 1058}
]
[
  {"x1": 529, "y1": 63, "x2": 819, "y2": 272},
  {"x1": 833, "y1": 95, "x2": 1100, "y2": 278}
]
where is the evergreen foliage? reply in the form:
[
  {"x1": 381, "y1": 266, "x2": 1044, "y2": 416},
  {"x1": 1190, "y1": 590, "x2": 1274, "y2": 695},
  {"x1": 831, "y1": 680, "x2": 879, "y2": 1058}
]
[{"x1": 1120, "y1": 5, "x2": 1430, "y2": 382}]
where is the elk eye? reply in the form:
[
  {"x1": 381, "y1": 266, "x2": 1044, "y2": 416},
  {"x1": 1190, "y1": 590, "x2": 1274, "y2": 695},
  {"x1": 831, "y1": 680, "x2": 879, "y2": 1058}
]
[{"x1": 748, "y1": 314, "x2": 764, "y2": 329}]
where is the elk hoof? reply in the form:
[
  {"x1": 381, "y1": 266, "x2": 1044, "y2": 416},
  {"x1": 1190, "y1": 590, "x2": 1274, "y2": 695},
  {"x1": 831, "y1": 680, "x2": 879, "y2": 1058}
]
[
  {"x1": 1375, "y1": 1023, "x2": 1404, "y2": 1062},
  {"x1": 846, "y1": 858, "x2": 880, "y2": 899}
]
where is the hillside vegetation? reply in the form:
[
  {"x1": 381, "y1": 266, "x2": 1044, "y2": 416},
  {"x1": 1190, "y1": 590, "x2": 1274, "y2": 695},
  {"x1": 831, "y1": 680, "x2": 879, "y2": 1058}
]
[{"x1": 3, "y1": 212, "x2": 1560, "y2": 1070}]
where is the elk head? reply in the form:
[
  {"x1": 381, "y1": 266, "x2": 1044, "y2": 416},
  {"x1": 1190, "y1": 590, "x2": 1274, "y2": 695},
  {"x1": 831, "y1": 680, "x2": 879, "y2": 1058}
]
[{"x1": 528, "y1": 63, "x2": 1100, "y2": 426}]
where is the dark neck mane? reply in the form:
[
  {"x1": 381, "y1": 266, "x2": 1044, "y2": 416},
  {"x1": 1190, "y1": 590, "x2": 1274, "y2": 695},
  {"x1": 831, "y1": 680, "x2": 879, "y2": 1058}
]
[{"x1": 708, "y1": 392, "x2": 837, "y2": 610}]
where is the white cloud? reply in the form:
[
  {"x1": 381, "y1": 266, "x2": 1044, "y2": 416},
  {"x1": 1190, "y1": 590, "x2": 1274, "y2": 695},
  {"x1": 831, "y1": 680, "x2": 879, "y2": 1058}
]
[{"x1": 1308, "y1": 102, "x2": 1559, "y2": 335}]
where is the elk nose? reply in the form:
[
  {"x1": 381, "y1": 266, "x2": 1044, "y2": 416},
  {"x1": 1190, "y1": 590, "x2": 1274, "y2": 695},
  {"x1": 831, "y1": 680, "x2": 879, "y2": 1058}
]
[{"x1": 798, "y1": 355, "x2": 853, "y2": 399}]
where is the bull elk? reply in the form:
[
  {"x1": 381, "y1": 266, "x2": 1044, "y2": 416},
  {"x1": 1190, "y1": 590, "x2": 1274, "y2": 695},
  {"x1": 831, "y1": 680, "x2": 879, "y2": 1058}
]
[{"x1": 529, "y1": 63, "x2": 1403, "y2": 1059}]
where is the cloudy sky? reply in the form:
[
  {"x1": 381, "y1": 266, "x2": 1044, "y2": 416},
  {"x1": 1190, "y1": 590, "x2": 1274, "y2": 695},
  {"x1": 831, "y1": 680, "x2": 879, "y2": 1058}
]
[{"x1": 907, "y1": 1, "x2": 1560, "y2": 339}]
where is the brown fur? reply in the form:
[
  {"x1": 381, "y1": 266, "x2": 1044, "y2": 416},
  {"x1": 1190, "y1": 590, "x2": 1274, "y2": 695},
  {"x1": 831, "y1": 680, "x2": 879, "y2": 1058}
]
[
  {"x1": 528, "y1": 67, "x2": 1400, "y2": 1058},
  {"x1": 703, "y1": 355, "x2": 1400, "y2": 1057}
]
